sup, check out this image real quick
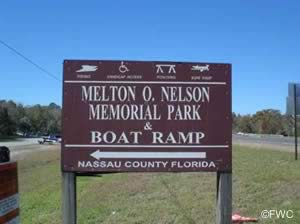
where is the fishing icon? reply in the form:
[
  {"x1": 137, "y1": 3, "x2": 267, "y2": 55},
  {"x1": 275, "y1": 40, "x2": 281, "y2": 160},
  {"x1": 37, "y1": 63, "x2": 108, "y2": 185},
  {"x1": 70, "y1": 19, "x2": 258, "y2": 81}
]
[{"x1": 119, "y1": 61, "x2": 130, "y2": 73}]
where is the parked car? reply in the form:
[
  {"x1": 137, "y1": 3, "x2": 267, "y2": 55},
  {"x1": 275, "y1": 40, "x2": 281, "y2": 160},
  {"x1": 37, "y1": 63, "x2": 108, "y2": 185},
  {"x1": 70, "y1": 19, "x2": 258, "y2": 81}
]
[{"x1": 38, "y1": 135, "x2": 61, "y2": 144}]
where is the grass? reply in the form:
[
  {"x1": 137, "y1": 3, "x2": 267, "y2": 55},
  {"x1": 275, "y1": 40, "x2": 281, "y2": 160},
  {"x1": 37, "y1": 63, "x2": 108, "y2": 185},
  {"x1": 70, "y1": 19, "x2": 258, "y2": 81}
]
[{"x1": 17, "y1": 145, "x2": 300, "y2": 224}]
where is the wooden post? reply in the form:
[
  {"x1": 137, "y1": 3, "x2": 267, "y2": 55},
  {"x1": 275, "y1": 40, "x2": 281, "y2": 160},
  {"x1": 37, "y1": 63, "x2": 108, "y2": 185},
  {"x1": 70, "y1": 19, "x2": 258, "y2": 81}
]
[
  {"x1": 216, "y1": 171, "x2": 232, "y2": 224},
  {"x1": 62, "y1": 172, "x2": 77, "y2": 224},
  {"x1": 294, "y1": 84, "x2": 298, "y2": 160}
]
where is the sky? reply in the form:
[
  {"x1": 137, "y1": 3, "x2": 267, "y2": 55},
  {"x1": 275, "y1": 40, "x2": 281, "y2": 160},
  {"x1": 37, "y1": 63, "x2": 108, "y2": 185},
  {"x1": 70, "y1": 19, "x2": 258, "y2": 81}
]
[{"x1": 0, "y1": 1, "x2": 300, "y2": 115}]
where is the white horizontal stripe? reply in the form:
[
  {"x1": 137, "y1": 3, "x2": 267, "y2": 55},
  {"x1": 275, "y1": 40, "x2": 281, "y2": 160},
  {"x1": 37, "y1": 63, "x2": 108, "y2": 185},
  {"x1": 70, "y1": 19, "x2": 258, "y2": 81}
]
[
  {"x1": 64, "y1": 80, "x2": 226, "y2": 85},
  {"x1": 65, "y1": 144, "x2": 229, "y2": 148},
  {"x1": 94, "y1": 151, "x2": 206, "y2": 159},
  {"x1": 0, "y1": 194, "x2": 19, "y2": 217}
]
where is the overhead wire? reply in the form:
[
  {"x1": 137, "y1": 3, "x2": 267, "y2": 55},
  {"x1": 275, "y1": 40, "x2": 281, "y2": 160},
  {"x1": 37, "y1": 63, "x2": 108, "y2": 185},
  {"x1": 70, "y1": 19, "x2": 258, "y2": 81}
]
[{"x1": 0, "y1": 39, "x2": 61, "y2": 82}]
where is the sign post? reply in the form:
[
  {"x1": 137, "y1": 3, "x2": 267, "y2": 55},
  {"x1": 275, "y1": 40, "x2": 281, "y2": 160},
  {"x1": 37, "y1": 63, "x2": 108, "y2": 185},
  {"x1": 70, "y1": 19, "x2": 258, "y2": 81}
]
[
  {"x1": 62, "y1": 172, "x2": 76, "y2": 224},
  {"x1": 216, "y1": 172, "x2": 232, "y2": 224},
  {"x1": 62, "y1": 60, "x2": 232, "y2": 223},
  {"x1": 286, "y1": 83, "x2": 299, "y2": 160},
  {"x1": 294, "y1": 84, "x2": 298, "y2": 160}
]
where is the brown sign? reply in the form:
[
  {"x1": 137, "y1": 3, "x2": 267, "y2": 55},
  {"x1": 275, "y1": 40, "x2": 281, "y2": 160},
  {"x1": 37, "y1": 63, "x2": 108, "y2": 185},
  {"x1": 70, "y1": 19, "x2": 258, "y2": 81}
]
[
  {"x1": 62, "y1": 60, "x2": 231, "y2": 172},
  {"x1": 0, "y1": 162, "x2": 19, "y2": 223}
]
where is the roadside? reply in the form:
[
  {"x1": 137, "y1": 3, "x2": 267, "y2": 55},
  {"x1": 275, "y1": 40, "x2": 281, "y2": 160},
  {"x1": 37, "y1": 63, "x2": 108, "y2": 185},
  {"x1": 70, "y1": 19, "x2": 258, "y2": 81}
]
[
  {"x1": 233, "y1": 134, "x2": 296, "y2": 152},
  {"x1": 0, "y1": 138, "x2": 38, "y2": 147},
  {"x1": 0, "y1": 135, "x2": 297, "y2": 161},
  {"x1": 1, "y1": 137, "x2": 299, "y2": 223},
  {"x1": 0, "y1": 138, "x2": 59, "y2": 160},
  {"x1": 15, "y1": 144, "x2": 300, "y2": 224}
]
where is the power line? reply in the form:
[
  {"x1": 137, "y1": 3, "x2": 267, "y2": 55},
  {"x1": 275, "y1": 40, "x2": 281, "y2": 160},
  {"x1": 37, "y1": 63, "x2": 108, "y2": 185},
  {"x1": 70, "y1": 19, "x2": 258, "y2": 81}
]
[{"x1": 0, "y1": 39, "x2": 61, "y2": 82}]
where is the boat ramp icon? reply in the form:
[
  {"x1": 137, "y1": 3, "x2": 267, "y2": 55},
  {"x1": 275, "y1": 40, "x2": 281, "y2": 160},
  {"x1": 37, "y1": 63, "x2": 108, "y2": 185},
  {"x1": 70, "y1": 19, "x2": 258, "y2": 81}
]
[{"x1": 191, "y1": 64, "x2": 209, "y2": 72}]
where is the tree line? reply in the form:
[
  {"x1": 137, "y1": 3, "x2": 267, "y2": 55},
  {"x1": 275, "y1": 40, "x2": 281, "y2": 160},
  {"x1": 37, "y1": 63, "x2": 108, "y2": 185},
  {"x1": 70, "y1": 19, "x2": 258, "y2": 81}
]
[
  {"x1": 0, "y1": 100, "x2": 61, "y2": 137},
  {"x1": 233, "y1": 109, "x2": 296, "y2": 136},
  {"x1": 0, "y1": 100, "x2": 297, "y2": 137}
]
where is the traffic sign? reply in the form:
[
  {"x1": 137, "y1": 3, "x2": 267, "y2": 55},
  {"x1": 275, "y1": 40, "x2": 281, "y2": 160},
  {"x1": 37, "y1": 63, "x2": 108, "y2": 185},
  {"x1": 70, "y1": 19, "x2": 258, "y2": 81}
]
[{"x1": 286, "y1": 83, "x2": 300, "y2": 115}]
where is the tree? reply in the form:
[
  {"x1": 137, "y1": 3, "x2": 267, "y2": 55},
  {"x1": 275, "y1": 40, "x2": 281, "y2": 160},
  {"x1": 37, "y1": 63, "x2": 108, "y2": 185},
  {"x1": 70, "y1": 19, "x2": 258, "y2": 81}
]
[
  {"x1": 18, "y1": 116, "x2": 32, "y2": 135},
  {"x1": 0, "y1": 107, "x2": 16, "y2": 136},
  {"x1": 0, "y1": 100, "x2": 62, "y2": 137},
  {"x1": 238, "y1": 115, "x2": 255, "y2": 133},
  {"x1": 252, "y1": 109, "x2": 283, "y2": 134},
  {"x1": 27, "y1": 105, "x2": 48, "y2": 134}
]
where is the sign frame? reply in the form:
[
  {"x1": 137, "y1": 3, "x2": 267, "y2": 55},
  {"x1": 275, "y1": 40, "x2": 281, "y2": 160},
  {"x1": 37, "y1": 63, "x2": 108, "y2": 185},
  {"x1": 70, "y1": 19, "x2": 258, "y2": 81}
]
[
  {"x1": 62, "y1": 60, "x2": 232, "y2": 173},
  {"x1": 61, "y1": 59, "x2": 232, "y2": 224}
]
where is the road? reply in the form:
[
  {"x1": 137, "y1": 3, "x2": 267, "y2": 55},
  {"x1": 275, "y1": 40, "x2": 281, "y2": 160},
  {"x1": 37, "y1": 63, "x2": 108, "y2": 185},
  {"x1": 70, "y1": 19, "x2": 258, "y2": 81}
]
[
  {"x1": 233, "y1": 134, "x2": 296, "y2": 152},
  {"x1": 0, "y1": 138, "x2": 59, "y2": 159},
  {"x1": 1, "y1": 138, "x2": 38, "y2": 148},
  {"x1": 233, "y1": 134, "x2": 295, "y2": 147},
  {"x1": 0, "y1": 135, "x2": 297, "y2": 159}
]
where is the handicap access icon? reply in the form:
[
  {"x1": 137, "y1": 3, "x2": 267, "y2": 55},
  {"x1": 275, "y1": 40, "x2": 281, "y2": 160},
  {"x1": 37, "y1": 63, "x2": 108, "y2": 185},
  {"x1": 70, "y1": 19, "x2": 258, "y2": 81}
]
[{"x1": 119, "y1": 61, "x2": 129, "y2": 73}]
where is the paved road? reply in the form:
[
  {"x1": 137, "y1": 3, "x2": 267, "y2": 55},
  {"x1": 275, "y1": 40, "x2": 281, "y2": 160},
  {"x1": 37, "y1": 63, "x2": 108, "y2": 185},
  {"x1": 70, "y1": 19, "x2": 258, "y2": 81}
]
[
  {"x1": 0, "y1": 138, "x2": 39, "y2": 148},
  {"x1": 1, "y1": 135, "x2": 297, "y2": 158},
  {"x1": 233, "y1": 134, "x2": 296, "y2": 151},
  {"x1": 0, "y1": 138, "x2": 59, "y2": 159},
  {"x1": 233, "y1": 134, "x2": 295, "y2": 146}
]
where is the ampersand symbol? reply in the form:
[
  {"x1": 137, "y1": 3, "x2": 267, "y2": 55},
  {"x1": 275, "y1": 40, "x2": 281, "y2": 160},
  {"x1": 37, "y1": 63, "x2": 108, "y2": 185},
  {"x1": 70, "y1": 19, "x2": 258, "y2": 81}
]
[{"x1": 144, "y1": 122, "x2": 152, "y2": 131}]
